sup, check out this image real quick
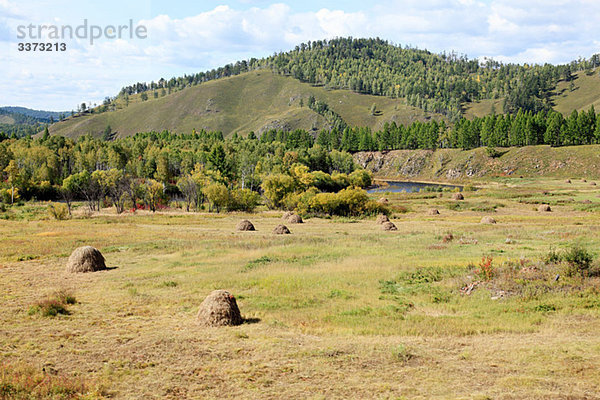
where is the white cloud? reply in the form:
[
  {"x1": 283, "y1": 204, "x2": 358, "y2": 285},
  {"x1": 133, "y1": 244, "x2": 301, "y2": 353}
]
[{"x1": 2, "y1": 1, "x2": 600, "y2": 110}]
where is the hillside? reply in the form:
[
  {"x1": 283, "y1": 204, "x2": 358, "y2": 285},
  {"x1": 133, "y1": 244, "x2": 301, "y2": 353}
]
[
  {"x1": 49, "y1": 70, "x2": 441, "y2": 138},
  {"x1": 552, "y1": 70, "x2": 600, "y2": 114},
  {"x1": 44, "y1": 38, "x2": 600, "y2": 139},
  {"x1": 355, "y1": 144, "x2": 600, "y2": 181}
]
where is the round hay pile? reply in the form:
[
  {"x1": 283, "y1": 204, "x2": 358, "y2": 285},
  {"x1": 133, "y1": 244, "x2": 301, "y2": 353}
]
[
  {"x1": 376, "y1": 214, "x2": 390, "y2": 224},
  {"x1": 427, "y1": 208, "x2": 440, "y2": 216},
  {"x1": 538, "y1": 204, "x2": 552, "y2": 212},
  {"x1": 66, "y1": 246, "x2": 106, "y2": 273},
  {"x1": 565, "y1": 179, "x2": 572, "y2": 184},
  {"x1": 381, "y1": 221, "x2": 398, "y2": 231},
  {"x1": 378, "y1": 197, "x2": 389, "y2": 205},
  {"x1": 197, "y1": 290, "x2": 242, "y2": 327},
  {"x1": 287, "y1": 214, "x2": 303, "y2": 224},
  {"x1": 452, "y1": 193, "x2": 464, "y2": 201},
  {"x1": 480, "y1": 216, "x2": 497, "y2": 224},
  {"x1": 591, "y1": 182, "x2": 597, "y2": 186},
  {"x1": 282, "y1": 211, "x2": 294, "y2": 220},
  {"x1": 582, "y1": 199, "x2": 592, "y2": 204},
  {"x1": 273, "y1": 224, "x2": 291, "y2": 234},
  {"x1": 237, "y1": 219, "x2": 255, "y2": 231}
]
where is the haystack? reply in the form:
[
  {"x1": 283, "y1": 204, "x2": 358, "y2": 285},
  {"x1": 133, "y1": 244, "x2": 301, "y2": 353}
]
[
  {"x1": 273, "y1": 224, "x2": 291, "y2": 234},
  {"x1": 582, "y1": 199, "x2": 592, "y2": 204},
  {"x1": 378, "y1": 197, "x2": 389, "y2": 205},
  {"x1": 66, "y1": 246, "x2": 106, "y2": 273},
  {"x1": 287, "y1": 214, "x2": 303, "y2": 224},
  {"x1": 381, "y1": 221, "x2": 398, "y2": 231},
  {"x1": 452, "y1": 193, "x2": 464, "y2": 200},
  {"x1": 376, "y1": 214, "x2": 390, "y2": 224},
  {"x1": 197, "y1": 290, "x2": 242, "y2": 327},
  {"x1": 582, "y1": 179, "x2": 587, "y2": 182},
  {"x1": 427, "y1": 208, "x2": 440, "y2": 216},
  {"x1": 282, "y1": 211, "x2": 294, "y2": 220},
  {"x1": 237, "y1": 219, "x2": 255, "y2": 231},
  {"x1": 538, "y1": 204, "x2": 552, "y2": 212},
  {"x1": 591, "y1": 182, "x2": 597, "y2": 186},
  {"x1": 480, "y1": 216, "x2": 497, "y2": 224},
  {"x1": 565, "y1": 179, "x2": 572, "y2": 184}
]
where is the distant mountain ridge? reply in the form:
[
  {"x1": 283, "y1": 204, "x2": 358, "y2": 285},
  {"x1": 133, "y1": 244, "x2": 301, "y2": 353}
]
[{"x1": 0, "y1": 107, "x2": 66, "y2": 123}]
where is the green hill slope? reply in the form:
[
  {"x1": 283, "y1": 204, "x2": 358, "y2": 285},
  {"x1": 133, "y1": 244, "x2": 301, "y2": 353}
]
[
  {"x1": 49, "y1": 70, "x2": 440, "y2": 138},
  {"x1": 552, "y1": 70, "x2": 600, "y2": 114}
]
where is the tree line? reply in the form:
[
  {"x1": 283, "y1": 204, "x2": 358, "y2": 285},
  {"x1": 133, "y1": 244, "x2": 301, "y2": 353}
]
[
  {"x1": 2, "y1": 106, "x2": 600, "y2": 214},
  {"x1": 311, "y1": 106, "x2": 600, "y2": 151}
]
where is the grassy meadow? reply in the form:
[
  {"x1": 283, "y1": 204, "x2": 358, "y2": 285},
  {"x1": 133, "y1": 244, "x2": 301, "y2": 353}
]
[{"x1": 1, "y1": 177, "x2": 600, "y2": 399}]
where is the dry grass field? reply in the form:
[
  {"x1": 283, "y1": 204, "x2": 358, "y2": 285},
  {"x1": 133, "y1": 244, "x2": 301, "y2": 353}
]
[{"x1": 1, "y1": 178, "x2": 600, "y2": 399}]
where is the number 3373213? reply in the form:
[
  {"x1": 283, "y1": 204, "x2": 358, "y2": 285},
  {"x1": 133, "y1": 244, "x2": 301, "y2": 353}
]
[{"x1": 18, "y1": 43, "x2": 66, "y2": 51}]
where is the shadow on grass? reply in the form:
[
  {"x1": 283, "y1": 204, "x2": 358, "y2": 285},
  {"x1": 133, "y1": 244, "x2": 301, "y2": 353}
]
[{"x1": 243, "y1": 317, "x2": 261, "y2": 324}]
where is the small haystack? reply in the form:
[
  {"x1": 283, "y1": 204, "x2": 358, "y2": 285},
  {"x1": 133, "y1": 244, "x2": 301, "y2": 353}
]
[
  {"x1": 237, "y1": 219, "x2": 255, "y2": 231},
  {"x1": 381, "y1": 221, "x2": 398, "y2": 231},
  {"x1": 427, "y1": 208, "x2": 440, "y2": 216},
  {"x1": 582, "y1": 179, "x2": 588, "y2": 182},
  {"x1": 538, "y1": 204, "x2": 552, "y2": 212},
  {"x1": 480, "y1": 216, "x2": 497, "y2": 224},
  {"x1": 582, "y1": 199, "x2": 592, "y2": 204},
  {"x1": 591, "y1": 182, "x2": 597, "y2": 186},
  {"x1": 376, "y1": 214, "x2": 390, "y2": 224},
  {"x1": 66, "y1": 246, "x2": 106, "y2": 273},
  {"x1": 565, "y1": 179, "x2": 572, "y2": 184},
  {"x1": 378, "y1": 197, "x2": 389, "y2": 205},
  {"x1": 282, "y1": 211, "x2": 294, "y2": 220},
  {"x1": 273, "y1": 224, "x2": 291, "y2": 234},
  {"x1": 287, "y1": 214, "x2": 303, "y2": 224},
  {"x1": 452, "y1": 193, "x2": 464, "y2": 201},
  {"x1": 197, "y1": 290, "x2": 242, "y2": 327}
]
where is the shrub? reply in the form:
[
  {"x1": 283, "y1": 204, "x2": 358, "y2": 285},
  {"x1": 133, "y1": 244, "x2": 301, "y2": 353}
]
[
  {"x1": 474, "y1": 256, "x2": 495, "y2": 281},
  {"x1": 563, "y1": 245, "x2": 596, "y2": 277},
  {"x1": 203, "y1": 183, "x2": 230, "y2": 212},
  {"x1": 348, "y1": 169, "x2": 372, "y2": 188},
  {"x1": 310, "y1": 187, "x2": 370, "y2": 216},
  {"x1": 261, "y1": 174, "x2": 297, "y2": 208},
  {"x1": 363, "y1": 200, "x2": 390, "y2": 216},
  {"x1": 228, "y1": 188, "x2": 260, "y2": 212},
  {"x1": 47, "y1": 202, "x2": 69, "y2": 220},
  {"x1": 485, "y1": 147, "x2": 503, "y2": 158}
]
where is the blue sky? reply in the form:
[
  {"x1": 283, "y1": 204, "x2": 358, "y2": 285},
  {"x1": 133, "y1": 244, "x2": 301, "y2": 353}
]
[{"x1": 0, "y1": 0, "x2": 598, "y2": 111}]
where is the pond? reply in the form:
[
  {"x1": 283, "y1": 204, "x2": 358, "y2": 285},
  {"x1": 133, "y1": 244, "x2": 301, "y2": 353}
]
[{"x1": 367, "y1": 180, "x2": 463, "y2": 194}]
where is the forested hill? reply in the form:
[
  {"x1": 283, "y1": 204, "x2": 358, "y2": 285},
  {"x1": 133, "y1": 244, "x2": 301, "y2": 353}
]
[
  {"x1": 118, "y1": 38, "x2": 600, "y2": 119},
  {"x1": 0, "y1": 107, "x2": 67, "y2": 138},
  {"x1": 47, "y1": 38, "x2": 600, "y2": 139}
]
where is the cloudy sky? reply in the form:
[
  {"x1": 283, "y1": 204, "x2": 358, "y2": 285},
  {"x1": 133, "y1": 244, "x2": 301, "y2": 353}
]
[{"x1": 1, "y1": 0, "x2": 599, "y2": 111}]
